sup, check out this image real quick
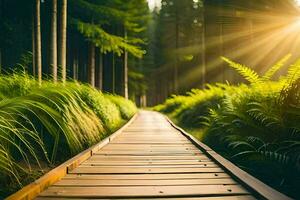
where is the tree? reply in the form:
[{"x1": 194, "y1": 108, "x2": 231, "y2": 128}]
[
  {"x1": 123, "y1": 31, "x2": 129, "y2": 99},
  {"x1": 97, "y1": 51, "x2": 103, "y2": 90},
  {"x1": 34, "y1": 0, "x2": 42, "y2": 85},
  {"x1": 59, "y1": 0, "x2": 67, "y2": 83},
  {"x1": 50, "y1": 0, "x2": 57, "y2": 82},
  {"x1": 106, "y1": 0, "x2": 149, "y2": 98},
  {"x1": 88, "y1": 42, "x2": 95, "y2": 87},
  {"x1": 69, "y1": 0, "x2": 146, "y2": 92},
  {"x1": 32, "y1": 12, "x2": 36, "y2": 76}
]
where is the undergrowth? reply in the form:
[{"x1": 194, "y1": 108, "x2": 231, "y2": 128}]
[
  {"x1": 154, "y1": 55, "x2": 300, "y2": 199},
  {"x1": 0, "y1": 74, "x2": 137, "y2": 198}
]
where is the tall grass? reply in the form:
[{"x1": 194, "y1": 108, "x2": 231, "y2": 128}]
[
  {"x1": 0, "y1": 74, "x2": 137, "y2": 198},
  {"x1": 155, "y1": 56, "x2": 300, "y2": 199},
  {"x1": 106, "y1": 94, "x2": 138, "y2": 120}
]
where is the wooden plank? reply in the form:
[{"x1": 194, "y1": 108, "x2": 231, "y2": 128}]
[
  {"x1": 117, "y1": 134, "x2": 184, "y2": 137},
  {"x1": 69, "y1": 166, "x2": 224, "y2": 174},
  {"x1": 110, "y1": 141, "x2": 192, "y2": 144},
  {"x1": 63, "y1": 173, "x2": 230, "y2": 180},
  {"x1": 115, "y1": 137, "x2": 187, "y2": 140},
  {"x1": 80, "y1": 163, "x2": 218, "y2": 168},
  {"x1": 89, "y1": 155, "x2": 211, "y2": 161},
  {"x1": 112, "y1": 138, "x2": 188, "y2": 141},
  {"x1": 121, "y1": 131, "x2": 181, "y2": 133},
  {"x1": 36, "y1": 195, "x2": 256, "y2": 200},
  {"x1": 101, "y1": 146, "x2": 199, "y2": 151},
  {"x1": 82, "y1": 161, "x2": 215, "y2": 166},
  {"x1": 95, "y1": 150, "x2": 201, "y2": 153},
  {"x1": 100, "y1": 149, "x2": 200, "y2": 152},
  {"x1": 53, "y1": 178, "x2": 237, "y2": 186},
  {"x1": 39, "y1": 185, "x2": 249, "y2": 198},
  {"x1": 98, "y1": 147, "x2": 200, "y2": 151},
  {"x1": 94, "y1": 152, "x2": 202, "y2": 156},
  {"x1": 124, "y1": 129, "x2": 175, "y2": 131},
  {"x1": 110, "y1": 141, "x2": 191, "y2": 144},
  {"x1": 103, "y1": 144, "x2": 196, "y2": 147}
]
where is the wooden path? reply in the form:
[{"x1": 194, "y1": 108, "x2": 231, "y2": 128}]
[{"x1": 10, "y1": 111, "x2": 292, "y2": 200}]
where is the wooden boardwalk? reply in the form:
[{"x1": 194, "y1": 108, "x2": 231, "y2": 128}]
[{"x1": 11, "y1": 111, "x2": 291, "y2": 200}]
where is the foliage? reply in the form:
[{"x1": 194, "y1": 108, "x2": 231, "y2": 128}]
[
  {"x1": 156, "y1": 57, "x2": 300, "y2": 198},
  {"x1": 69, "y1": 0, "x2": 147, "y2": 58},
  {"x1": 0, "y1": 74, "x2": 137, "y2": 198},
  {"x1": 221, "y1": 57, "x2": 261, "y2": 84},
  {"x1": 76, "y1": 84, "x2": 122, "y2": 131},
  {"x1": 72, "y1": 19, "x2": 145, "y2": 58},
  {"x1": 0, "y1": 73, "x2": 38, "y2": 99},
  {"x1": 128, "y1": 71, "x2": 148, "y2": 96},
  {"x1": 262, "y1": 54, "x2": 291, "y2": 81},
  {"x1": 222, "y1": 55, "x2": 292, "y2": 84},
  {"x1": 106, "y1": 94, "x2": 138, "y2": 120}
]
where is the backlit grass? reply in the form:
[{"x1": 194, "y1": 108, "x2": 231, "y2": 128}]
[{"x1": 0, "y1": 74, "x2": 137, "y2": 198}]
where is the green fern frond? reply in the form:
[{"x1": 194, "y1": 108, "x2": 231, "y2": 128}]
[
  {"x1": 259, "y1": 151, "x2": 290, "y2": 165},
  {"x1": 228, "y1": 141, "x2": 256, "y2": 151},
  {"x1": 231, "y1": 151, "x2": 259, "y2": 160},
  {"x1": 282, "y1": 58, "x2": 300, "y2": 84},
  {"x1": 262, "y1": 54, "x2": 291, "y2": 81},
  {"x1": 247, "y1": 136, "x2": 265, "y2": 148},
  {"x1": 221, "y1": 57, "x2": 260, "y2": 84}
]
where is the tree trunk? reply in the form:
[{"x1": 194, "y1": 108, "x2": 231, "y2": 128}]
[
  {"x1": 0, "y1": 0, "x2": 2, "y2": 74},
  {"x1": 0, "y1": 49, "x2": 2, "y2": 74},
  {"x1": 98, "y1": 52, "x2": 103, "y2": 90},
  {"x1": 174, "y1": 6, "x2": 179, "y2": 94},
  {"x1": 201, "y1": 5, "x2": 206, "y2": 87},
  {"x1": 32, "y1": 13, "x2": 36, "y2": 77},
  {"x1": 50, "y1": 0, "x2": 57, "y2": 82},
  {"x1": 59, "y1": 0, "x2": 67, "y2": 82},
  {"x1": 34, "y1": 0, "x2": 42, "y2": 85},
  {"x1": 88, "y1": 43, "x2": 95, "y2": 87},
  {"x1": 72, "y1": 54, "x2": 78, "y2": 80},
  {"x1": 72, "y1": 45, "x2": 79, "y2": 80},
  {"x1": 123, "y1": 30, "x2": 129, "y2": 99},
  {"x1": 218, "y1": 3, "x2": 224, "y2": 82},
  {"x1": 112, "y1": 53, "x2": 115, "y2": 93}
]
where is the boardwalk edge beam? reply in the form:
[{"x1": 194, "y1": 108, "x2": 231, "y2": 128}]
[{"x1": 163, "y1": 113, "x2": 293, "y2": 200}]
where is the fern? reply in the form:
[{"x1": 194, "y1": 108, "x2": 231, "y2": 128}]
[
  {"x1": 221, "y1": 57, "x2": 260, "y2": 84},
  {"x1": 282, "y1": 58, "x2": 300, "y2": 84},
  {"x1": 229, "y1": 138, "x2": 294, "y2": 167},
  {"x1": 262, "y1": 54, "x2": 291, "y2": 81}
]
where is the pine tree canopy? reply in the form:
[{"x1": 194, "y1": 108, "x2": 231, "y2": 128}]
[
  {"x1": 69, "y1": 0, "x2": 148, "y2": 58},
  {"x1": 71, "y1": 19, "x2": 145, "y2": 58}
]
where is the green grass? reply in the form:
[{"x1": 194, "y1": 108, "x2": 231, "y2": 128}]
[
  {"x1": 155, "y1": 56, "x2": 300, "y2": 199},
  {"x1": 0, "y1": 74, "x2": 137, "y2": 198}
]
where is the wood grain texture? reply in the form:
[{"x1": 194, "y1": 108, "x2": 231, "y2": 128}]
[
  {"x1": 62, "y1": 173, "x2": 230, "y2": 180},
  {"x1": 8, "y1": 111, "x2": 278, "y2": 199},
  {"x1": 35, "y1": 111, "x2": 254, "y2": 199},
  {"x1": 36, "y1": 195, "x2": 256, "y2": 200},
  {"x1": 53, "y1": 178, "x2": 237, "y2": 186},
  {"x1": 39, "y1": 185, "x2": 249, "y2": 198}
]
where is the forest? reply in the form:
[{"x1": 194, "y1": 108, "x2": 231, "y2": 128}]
[{"x1": 0, "y1": 0, "x2": 300, "y2": 199}]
